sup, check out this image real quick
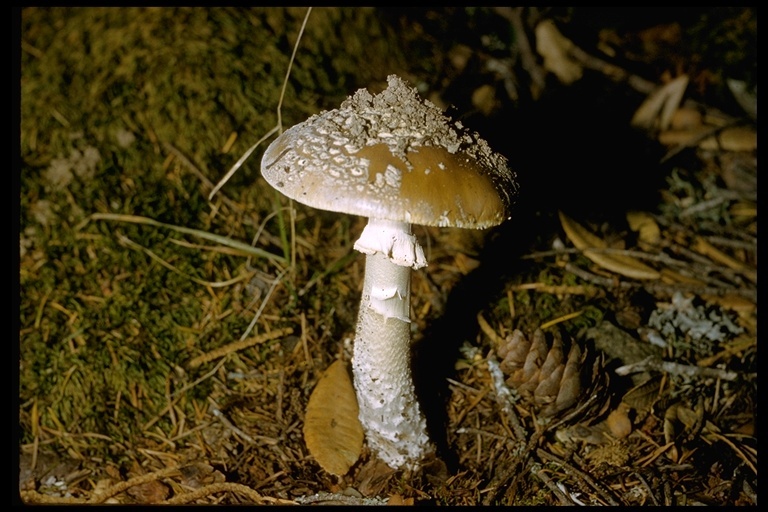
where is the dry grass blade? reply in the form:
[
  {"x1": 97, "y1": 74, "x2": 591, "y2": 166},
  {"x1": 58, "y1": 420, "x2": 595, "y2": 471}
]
[
  {"x1": 539, "y1": 310, "x2": 583, "y2": 330},
  {"x1": 90, "y1": 212, "x2": 286, "y2": 264},
  {"x1": 208, "y1": 7, "x2": 313, "y2": 200},
  {"x1": 115, "y1": 233, "x2": 256, "y2": 288}
]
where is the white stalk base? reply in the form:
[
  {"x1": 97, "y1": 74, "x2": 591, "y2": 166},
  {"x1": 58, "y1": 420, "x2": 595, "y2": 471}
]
[{"x1": 351, "y1": 220, "x2": 432, "y2": 470}]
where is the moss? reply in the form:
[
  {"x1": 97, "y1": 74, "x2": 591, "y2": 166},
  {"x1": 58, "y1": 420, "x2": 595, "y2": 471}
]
[{"x1": 20, "y1": 6, "x2": 410, "y2": 462}]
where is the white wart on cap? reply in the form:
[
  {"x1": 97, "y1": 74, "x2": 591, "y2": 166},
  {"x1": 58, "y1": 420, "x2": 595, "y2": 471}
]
[{"x1": 261, "y1": 74, "x2": 519, "y2": 229}]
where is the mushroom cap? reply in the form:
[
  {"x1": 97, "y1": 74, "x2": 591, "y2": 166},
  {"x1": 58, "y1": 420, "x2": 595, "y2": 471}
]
[{"x1": 261, "y1": 74, "x2": 519, "y2": 229}]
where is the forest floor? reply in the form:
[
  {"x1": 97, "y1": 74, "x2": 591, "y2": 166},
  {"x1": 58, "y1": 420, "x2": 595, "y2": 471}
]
[{"x1": 18, "y1": 7, "x2": 756, "y2": 505}]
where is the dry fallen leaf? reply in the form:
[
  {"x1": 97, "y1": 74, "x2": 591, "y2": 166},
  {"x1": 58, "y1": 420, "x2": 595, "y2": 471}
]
[
  {"x1": 559, "y1": 211, "x2": 661, "y2": 280},
  {"x1": 626, "y1": 211, "x2": 661, "y2": 247},
  {"x1": 471, "y1": 84, "x2": 497, "y2": 116},
  {"x1": 692, "y1": 236, "x2": 757, "y2": 283},
  {"x1": 657, "y1": 124, "x2": 715, "y2": 147},
  {"x1": 726, "y1": 78, "x2": 757, "y2": 120},
  {"x1": 699, "y1": 294, "x2": 756, "y2": 316},
  {"x1": 387, "y1": 494, "x2": 415, "y2": 505},
  {"x1": 621, "y1": 376, "x2": 662, "y2": 412},
  {"x1": 658, "y1": 125, "x2": 757, "y2": 152},
  {"x1": 663, "y1": 400, "x2": 705, "y2": 462},
  {"x1": 606, "y1": 405, "x2": 633, "y2": 439},
  {"x1": 126, "y1": 480, "x2": 170, "y2": 504},
  {"x1": 535, "y1": 19, "x2": 583, "y2": 84},
  {"x1": 631, "y1": 75, "x2": 689, "y2": 131},
  {"x1": 698, "y1": 125, "x2": 757, "y2": 152},
  {"x1": 303, "y1": 359, "x2": 364, "y2": 476},
  {"x1": 669, "y1": 107, "x2": 704, "y2": 130}
]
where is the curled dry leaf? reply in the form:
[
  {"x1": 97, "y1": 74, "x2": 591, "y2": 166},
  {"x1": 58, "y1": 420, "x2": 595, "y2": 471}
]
[
  {"x1": 559, "y1": 211, "x2": 660, "y2": 280},
  {"x1": 303, "y1": 359, "x2": 364, "y2": 476},
  {"x1": 626, "y1": 210, "x2": 661, "y2": 247},
  {"x1": 663, "y1": 399, "x2": 705, "y2": 462},
  {"x1": 621, "y1": 376, "x2": 663, "y2": 413},
  {"x1": 605, "y1": 405, "x2": 633, "y2": 439}
]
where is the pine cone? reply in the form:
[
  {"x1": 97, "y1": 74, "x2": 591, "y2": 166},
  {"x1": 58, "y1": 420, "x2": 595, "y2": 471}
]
[{"x1": 497, "y1": 329, "x2": 608, "y2": 420}]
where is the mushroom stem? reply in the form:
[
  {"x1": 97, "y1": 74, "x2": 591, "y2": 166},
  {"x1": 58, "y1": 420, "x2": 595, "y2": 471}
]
[{"x1": 351, "y1": 218, "x2": 432, "y2": 470}]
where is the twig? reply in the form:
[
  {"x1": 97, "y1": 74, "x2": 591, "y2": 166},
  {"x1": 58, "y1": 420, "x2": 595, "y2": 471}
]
[
  {"x1": 207, "y1": 397, "x2": 280, "y2": 446},
  {"x1": 88, "y1": 465, "x2": 182, "y2": 503},
  {"x1": 660, "y1": 120, "x2": 747, "y2": 164},
  {"x1": 207, "y1": 397, "x2": 256, "y2": 444},
  {"x1": 493, "y1": 7, "x2": 547, "y2": 96},
  {"x1": 482, "y1": 460, "x2": 526, "y2": 506},
  {"x1": 663, "y1": 478, "x2": 674, "y2": 506},
  {"x1": 19, "y1": 491, "x2": 85, "y2": 504},
  {"x1": 456, "y1": 427, "x2": 510, "y2": 441},
  {"x1": 294, "y1": 492, "x2": 388, "y2": 506},
  {"x1": 531, "y1": 242, "x2": 755, "y2": 293},
  {"x1": 187, "y1": 327, "x2": 294, "y2": 369},
  {"x1": 544, "y1": 391, "x2": 604, "y2": 437},
  {"x1": 704, "y1": 429, "x2": 757, "y2": 475},
  {"x1": 537, "y1": 449, "x2": 619, "y2": 506},
  {"x1": 143, "y1": 357, "x2": 227, "y2": 431},
  {"x1": 705, "y1": 235, "x2": 757, "y2": 251},
  {"x1": 486, "y1": 355, "x2": 526, "y2": 442},
  {"x1": 615, "y1": 356, "x2": 749, "y2": 381},
  {"x1": 633, "y1": 471, "x2": 660, "y2": 506},
  {"x1": 539, "y1": 310, "x2": 583, "y2": 330},
  {"x1": 532, "y1": 464, "x2": 574, "y2": 506},
  {"x1": 239, "y1": 268, "x2": 289, "y2": 342},
  {"x1": 19, "y1": 472, "x2": 291, "y2": 505},
  {"x1": 161, "y1": 482, "x2": 294, "y2": 505},
  {"x1": 477, "y1": 312, "x2": 505, "y2": 347},
  {"x1": 493, "y1": 428, "x2": 547, "y2": 505},
  {"x1": 565, "y1": 39, "x2": 656, "y2": 95},
  {"x1": 559, "y1": 481, "x2": 587, "y2": 505}
]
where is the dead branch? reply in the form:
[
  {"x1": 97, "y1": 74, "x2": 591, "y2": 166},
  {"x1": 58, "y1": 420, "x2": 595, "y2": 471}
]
[{"x1": 615, "y1": 356, "x2": 749, "y2": 381}]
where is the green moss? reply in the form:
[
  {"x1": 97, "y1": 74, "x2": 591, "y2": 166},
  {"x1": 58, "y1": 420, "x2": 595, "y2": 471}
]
[{"x1": 20, "y1": 6, "x2": 409, "y2": 461}]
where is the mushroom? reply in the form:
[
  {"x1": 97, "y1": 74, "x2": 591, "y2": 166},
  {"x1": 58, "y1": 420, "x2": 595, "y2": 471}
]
[{"x1": 261, "y1": 75, "x2": 519, "y2": 470}]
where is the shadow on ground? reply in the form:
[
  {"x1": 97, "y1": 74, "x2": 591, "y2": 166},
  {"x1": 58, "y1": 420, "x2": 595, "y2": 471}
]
[{"x1": 412, "y1": 71, "x2": 671, "y2": 469}]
